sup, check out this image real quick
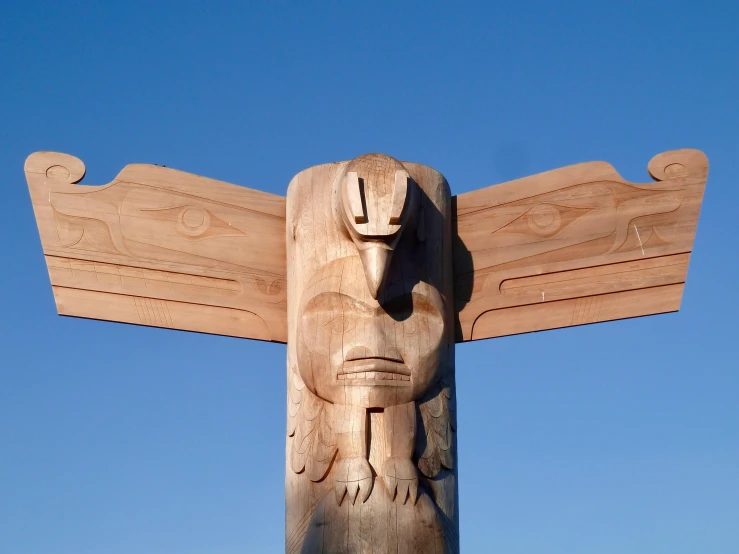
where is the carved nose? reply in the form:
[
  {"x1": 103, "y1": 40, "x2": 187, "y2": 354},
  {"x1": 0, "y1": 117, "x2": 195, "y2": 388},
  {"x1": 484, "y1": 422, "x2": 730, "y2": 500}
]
[{"x1": 358, "y1": 243, "x2": 393, "y2": 299}]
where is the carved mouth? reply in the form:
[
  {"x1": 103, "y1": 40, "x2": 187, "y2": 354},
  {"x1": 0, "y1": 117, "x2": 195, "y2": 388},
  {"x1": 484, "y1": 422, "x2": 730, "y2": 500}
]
[{"x1": 338, "y1": 357, "x2": 411, "y2": 384}]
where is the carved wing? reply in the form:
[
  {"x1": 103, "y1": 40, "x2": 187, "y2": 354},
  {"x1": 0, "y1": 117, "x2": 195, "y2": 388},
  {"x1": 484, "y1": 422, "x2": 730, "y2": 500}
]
[
  {"x1": 287, "y1": 369, "x2": 337, "y2": 481},
  {"x1": 453, "y1": 149, "x2": 708, "y2": 342},
  {"x1": 416, "y1": 377, "x2": 456, "y2": 478},
  {"x1": 25, "y1": 151, "x2": 287, "y2": 342}
]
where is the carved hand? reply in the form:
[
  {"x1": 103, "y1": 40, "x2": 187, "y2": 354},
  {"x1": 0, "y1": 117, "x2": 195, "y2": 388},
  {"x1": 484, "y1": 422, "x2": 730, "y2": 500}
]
[
  {"x1": 334, "y1": 456, "x2": 373, "y2": 505},
  {"x1": 382, "y1": 456, "x2": 418, "y2": 504}
]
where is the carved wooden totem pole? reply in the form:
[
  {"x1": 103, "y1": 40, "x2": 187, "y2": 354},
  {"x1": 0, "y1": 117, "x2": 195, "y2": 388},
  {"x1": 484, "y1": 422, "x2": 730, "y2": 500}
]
[{"x1": 25, "y1": 147, "x2": 708, "y2": 553}]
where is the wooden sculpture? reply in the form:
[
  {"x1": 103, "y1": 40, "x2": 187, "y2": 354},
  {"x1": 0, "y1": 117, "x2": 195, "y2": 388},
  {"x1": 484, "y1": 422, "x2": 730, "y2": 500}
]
[{"x1": 25, "y1": 147, "x2": 708, "y2": 553}]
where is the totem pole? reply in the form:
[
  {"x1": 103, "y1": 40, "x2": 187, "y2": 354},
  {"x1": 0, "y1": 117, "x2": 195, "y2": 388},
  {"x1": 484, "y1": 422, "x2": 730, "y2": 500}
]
[{"x1": 25, "y1": 148, "x2": 708, "y2": 553}]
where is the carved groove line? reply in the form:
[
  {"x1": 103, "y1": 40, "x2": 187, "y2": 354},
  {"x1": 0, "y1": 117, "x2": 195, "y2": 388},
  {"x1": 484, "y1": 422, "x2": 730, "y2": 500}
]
[
  {"x1": 46, "y1": 256, "x2": 241, "y2": 297},
  {"x1": 469, "y1": 283, "x2": 684, "y2": 339},
  {"x1": 499, "y1": 254, "x2": 689, "y2": 298},
  {"x1": 120, "y1": 180, "x2": 286, "y2": 220}
]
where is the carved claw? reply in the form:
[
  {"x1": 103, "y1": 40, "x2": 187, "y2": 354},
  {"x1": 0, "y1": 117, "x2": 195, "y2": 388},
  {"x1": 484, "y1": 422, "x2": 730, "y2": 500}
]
[
  {"x1": 382, "y1": 457, "x2": 418, "y2": 504},
  {"x1": 334, "y1": 457, "x2": 373, "y2": 505}
]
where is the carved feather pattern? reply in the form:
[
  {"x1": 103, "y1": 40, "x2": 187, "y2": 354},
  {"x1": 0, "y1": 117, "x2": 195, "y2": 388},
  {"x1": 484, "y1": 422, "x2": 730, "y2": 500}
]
[
  {"x1": 287, "y1": 369, "x2": 337, "y2": 482},
  {"x1": 416, "y1": 376, "x2": 456, "y2": 478}
]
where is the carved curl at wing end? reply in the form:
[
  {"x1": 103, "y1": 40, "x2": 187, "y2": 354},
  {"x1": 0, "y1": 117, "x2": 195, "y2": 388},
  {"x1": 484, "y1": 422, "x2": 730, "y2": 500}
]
[
  {"x1": 648, "y1": 149, "x2": 708, "y2": 182},
  {"x1": 25, "y1": 151, "x2": 86, "y2": 185}
]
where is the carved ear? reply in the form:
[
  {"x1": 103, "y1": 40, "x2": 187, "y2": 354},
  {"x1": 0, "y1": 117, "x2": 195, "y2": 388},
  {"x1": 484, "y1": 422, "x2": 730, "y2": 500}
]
[{"x1": 453, "y1": 149, "x2": 708, "y2": 343}]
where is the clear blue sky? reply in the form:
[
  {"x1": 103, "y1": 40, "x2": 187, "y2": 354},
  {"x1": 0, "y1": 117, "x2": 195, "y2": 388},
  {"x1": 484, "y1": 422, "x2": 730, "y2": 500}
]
[{"x1": 1, "y1": 2, "x2": 737, "y2": 553}]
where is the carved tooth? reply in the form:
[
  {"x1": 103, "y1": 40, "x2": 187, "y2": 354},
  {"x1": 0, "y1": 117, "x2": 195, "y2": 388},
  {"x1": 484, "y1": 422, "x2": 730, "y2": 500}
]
[
  {"x1": 347, "y1": 373, "x2": 356, "y2": 380},
  {"x1": 367, "y1": 371, "x2": 376, "y2": 379},
  {"x1": 357, "y1": 372, "x2": 366, "y2": 379}
]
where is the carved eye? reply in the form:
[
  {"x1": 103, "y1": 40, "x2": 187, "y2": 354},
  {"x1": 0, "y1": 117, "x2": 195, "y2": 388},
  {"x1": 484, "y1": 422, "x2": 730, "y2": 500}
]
[
  {"x1": 499, "y1": 203, "x2": 591, "y2": 238},
  {"x1": 326, "y1": 315, "x2": 355, "y2": 335},
  {"x1": 138, "y1": 202, "x2": 244, "y2": 240},
  {"x1": 177, "y1": 206, "x2": 212, "y2": 237},
  {"x1": 526, "y1": 204, "x2": 562, "y2": 236}
]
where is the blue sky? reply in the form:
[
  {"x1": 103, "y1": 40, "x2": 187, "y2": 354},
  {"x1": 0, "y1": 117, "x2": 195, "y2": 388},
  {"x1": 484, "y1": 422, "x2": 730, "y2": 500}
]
[{"x1": 1, "y1": 1, "x2": 737, "y2": 552}]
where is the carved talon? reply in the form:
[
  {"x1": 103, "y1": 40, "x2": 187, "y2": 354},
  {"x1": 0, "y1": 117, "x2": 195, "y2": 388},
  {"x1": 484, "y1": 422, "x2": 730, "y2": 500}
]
[
  {"x1": 382, "y1": 457, "x2": 418, "y2": 504},
  {"x1": 334, "y1": 457, "x2": 373, "y2": 505}
]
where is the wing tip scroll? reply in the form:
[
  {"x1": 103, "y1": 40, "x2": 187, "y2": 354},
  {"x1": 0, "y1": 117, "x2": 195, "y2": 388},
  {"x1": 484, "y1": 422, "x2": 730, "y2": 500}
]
[
  {"x1": 648, "y1": 149, "x2": 708, "y2": 182},
  {"x1": 25, "y1": 151, "x2": 86, "y2": 185}
]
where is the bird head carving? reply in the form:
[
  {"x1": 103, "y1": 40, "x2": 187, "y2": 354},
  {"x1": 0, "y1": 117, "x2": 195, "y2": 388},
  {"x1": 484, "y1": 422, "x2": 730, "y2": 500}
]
[{"x1": 338, "y1": 153, "x2": 419, "y2": 299}]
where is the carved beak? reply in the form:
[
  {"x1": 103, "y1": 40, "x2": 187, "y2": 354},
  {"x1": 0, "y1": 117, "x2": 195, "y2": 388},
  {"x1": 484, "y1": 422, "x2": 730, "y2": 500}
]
[
  {"x1": 358, "y1": 242, "x2": 393, "y2": 299},
  {"x1": 339, "y1": 158, "x2": 416, "y2": 299}
]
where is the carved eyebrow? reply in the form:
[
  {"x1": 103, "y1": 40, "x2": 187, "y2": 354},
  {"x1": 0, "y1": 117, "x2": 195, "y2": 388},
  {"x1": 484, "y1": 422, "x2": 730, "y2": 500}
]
[
  {"x1": 382, "y1": 292, "x2": 443, "y2": 316},
  {"x1": 304, "y1": 291, "x2": 442, "y2": 318},
  {"x1": 303, "y1": 292, "x2": 376, "y2": 316}
]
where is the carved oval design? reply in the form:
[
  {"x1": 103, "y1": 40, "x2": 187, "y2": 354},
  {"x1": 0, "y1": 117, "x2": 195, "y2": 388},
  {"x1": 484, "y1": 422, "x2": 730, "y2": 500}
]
[
  {"x1": 46, "y1": 165, "x2": 71, "y2": 180},
  {"x1": 648, "y1": 149, "x2": 707, "y2": 181},
  {"x1": 664, "y1": 163, "x2": 688, "y2": 178}
]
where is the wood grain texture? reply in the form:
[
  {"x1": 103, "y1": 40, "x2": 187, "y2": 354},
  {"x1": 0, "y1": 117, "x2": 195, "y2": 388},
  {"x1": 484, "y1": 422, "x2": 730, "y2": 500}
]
[
  {"x1": 286, "y1": 154, "x2": 458, "y2": 553},
  {"x1": 453, "y1": 149, "x2": 708, "y2": 341},
  {"x1": 25, "y1": 151, "x2": 287, "y2": 342}
]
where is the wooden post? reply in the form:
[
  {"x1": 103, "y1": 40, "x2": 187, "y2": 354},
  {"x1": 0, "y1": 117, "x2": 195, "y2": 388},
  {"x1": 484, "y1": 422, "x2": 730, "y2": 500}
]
[{"x1": 285, "y1": 155, "x2": 458, "y2": 552}]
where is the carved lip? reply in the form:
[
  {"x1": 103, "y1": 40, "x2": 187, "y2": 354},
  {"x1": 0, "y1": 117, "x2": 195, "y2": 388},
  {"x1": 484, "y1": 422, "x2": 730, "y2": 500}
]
[
  {"x1": 340, "y1": 357, "x2": 410, "y2": 376},
  {"x1": 337, "y1": 369, "x2": 411, "y2": 383}
]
